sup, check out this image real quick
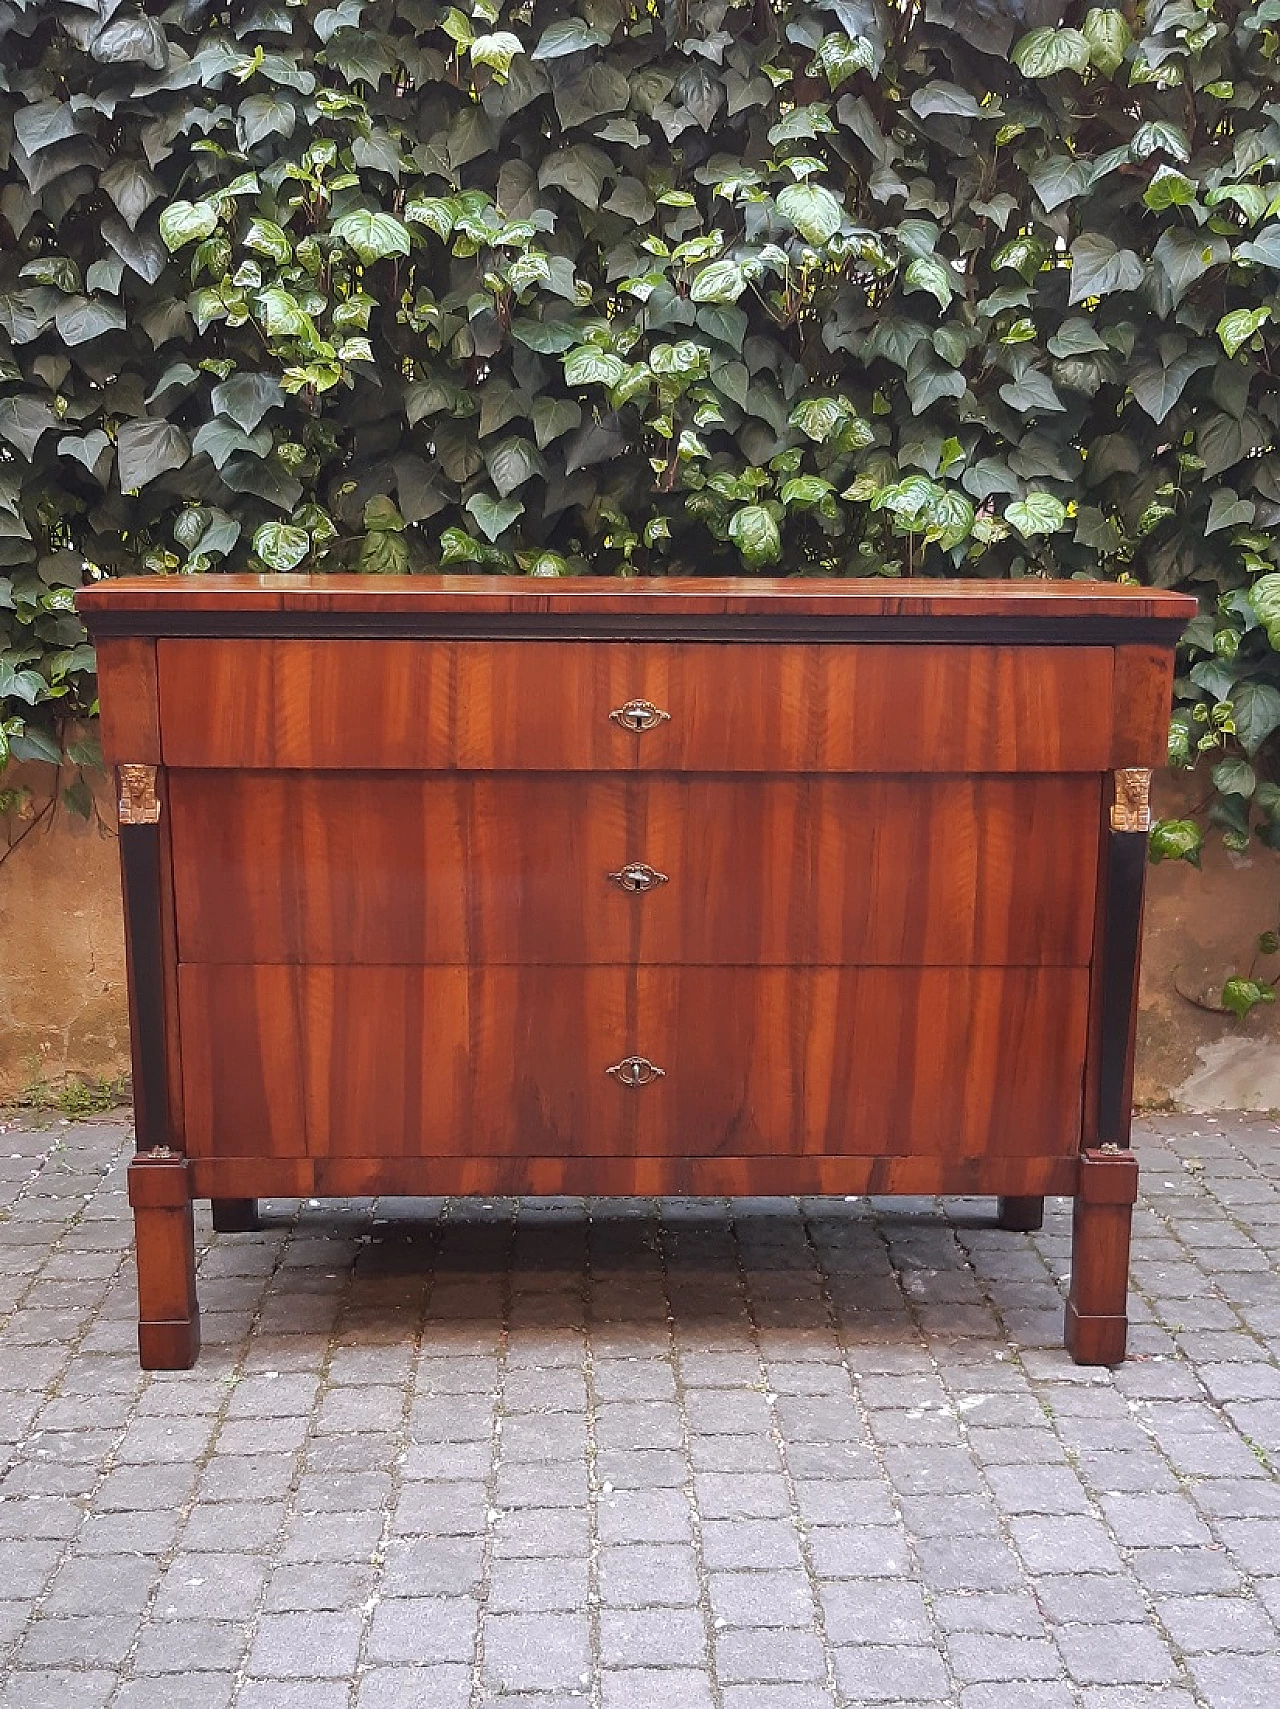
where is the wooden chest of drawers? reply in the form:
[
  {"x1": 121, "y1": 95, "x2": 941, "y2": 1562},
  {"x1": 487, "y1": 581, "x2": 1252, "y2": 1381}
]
[{"x1": 77, "y1": 575, "x2": 1194, "y2": 1370}]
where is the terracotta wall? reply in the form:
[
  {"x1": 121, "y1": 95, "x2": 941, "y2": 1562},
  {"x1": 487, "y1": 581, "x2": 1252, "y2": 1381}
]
[{"x1": 2, "y1": 767, "x2": 1278, "y2": 1111}]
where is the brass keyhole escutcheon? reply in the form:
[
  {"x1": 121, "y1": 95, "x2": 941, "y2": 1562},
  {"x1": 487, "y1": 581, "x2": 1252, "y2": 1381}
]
[
  {"x1": 606, "y1": 862, "x2": 669, "y2": 894},
  {"x1": 609, "y1": 698, "x2": 670, "y2": 733},
  {"x1": 606, "y1": 1056, "x2": 666, "y2": 1088}
]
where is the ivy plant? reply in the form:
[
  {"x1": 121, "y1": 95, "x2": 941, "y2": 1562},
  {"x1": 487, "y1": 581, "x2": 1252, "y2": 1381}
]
[{"x1": 1, "y1": 0, "x2": 1279, "y2": 870}]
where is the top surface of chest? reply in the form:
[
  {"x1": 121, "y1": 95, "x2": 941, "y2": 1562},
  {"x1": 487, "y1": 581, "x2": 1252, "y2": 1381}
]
[{"x1": 80, "y1": 575, "x2": 1194, "y2": 776}]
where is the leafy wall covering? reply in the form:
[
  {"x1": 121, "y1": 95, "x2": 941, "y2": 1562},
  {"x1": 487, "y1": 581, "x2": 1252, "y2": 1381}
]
[{"x1": 1, "y1": 0, "x2": 1278, "y2": 869}]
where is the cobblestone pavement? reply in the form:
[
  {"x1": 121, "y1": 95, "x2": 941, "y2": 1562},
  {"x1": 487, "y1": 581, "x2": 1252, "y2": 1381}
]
[{"x1": 1, "y1": 1112, "x2": 1279, "y2": 1709}]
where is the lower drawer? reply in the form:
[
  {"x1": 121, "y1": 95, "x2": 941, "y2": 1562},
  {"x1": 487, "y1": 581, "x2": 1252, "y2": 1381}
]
[{"x1": 177, "y1": 965, "x2": 1088, "y2": 1162}]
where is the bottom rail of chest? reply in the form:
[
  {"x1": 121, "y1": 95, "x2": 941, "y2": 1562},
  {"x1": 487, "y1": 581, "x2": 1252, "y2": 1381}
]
[{"x1": 126, "y1": 1147, "x2": 1138, "y2": 1372}]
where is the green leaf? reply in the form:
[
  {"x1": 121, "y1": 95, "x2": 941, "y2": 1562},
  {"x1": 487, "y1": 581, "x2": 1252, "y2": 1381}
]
[
  {"x1": 728, "y1": 504, "x2": 782, "y2": 568},
  {"x1": 1231, "y1": 682, "x2": 1280, "y2": 756},
  {"x1": 238, "y1": 93, "x2": 296, "y2": 150},
  {"x1": 243, "y1": 219, "x2": 292, "y2": 263},
  {"x1": 1148, "y1": 819, "x2": 1203, "y2": 867},
  {"x1": 252, "y1": 522, "x2": 310, "y2": 570},
  {"x1": 331, "y1": 210, "x2": 411, "y2": 264},
  {"x1": 690, "y1": 260, "x2": 747, "y2": 304},
  {"x1": 1130, "y1": 121, "x2": 1190, "y2": 164},
  {"x1": 116, "y1": 421, "x2": 191, "y2": 491},
  {"x1": 1069, "y1": 233, "x2": 1144, "y2": 304},
  {"x1": 776, "y1": 182, "x2": 843, "y2": 246},
  {"x1": 1012, "y1": 27, "x2": 1091, "y2": 78},
  {"x1": 160, "y1": 200, "x2": 218, "y2": 251},
  {"x1": 1234, "y1": 226, "x2": 1280, "y2": 270},
  {"x1": 1248, "y1": 574, "x2": 1280, "y2": 649},
  {"x1": 1005, "y1": 492, "x2": 1066, "y2": 537},
  {"x1": 485, "y1": 436, "x2": 542, "y2": 496},
  {"x1": 1143, "y1": 167, "x2": 1197, "y2": 211},
  {"x1": 466, "y1": 492, "x2": 524, "y2": 540},
  {"x1": 789, "y1": 397, "x2": 848, "y2": 443},
  {"x1": 532, "y1": 19, "x2": 610, "y2": 58},
  {"x1": 532, "y1": 397, "x2": 581, "y2": 449},
  {"x1": 904, "y1": 257, "x2": 955, "y2": 309},
  {"x1": 211, "y1": 373, "x2": 284, "y2": 433},
  {"x1": 471, "y1": 31, "x2": 524, "y2": 75},
  {"x1": 1082, "y1": 8, "x2": 1131, "y2": 75},
  {"x1": 563, "y1": 346, "x2": 626, "y2": 387},
  {"x1": 1218, "y1": 307, "x2": 1271, "y2": 359},
  {"x1": 1222, "y1": 978, "x2": 1274, "y2": 1019},
  {"x1": 1205, "y1": 490, "x2": 1255, "y2": 534},
  {"x1": 780, "y1": 476, "x2": 835, "y2": 506},
  {"x1": 1212, "y1": 757, "x2": 1257, "y2": 799}
]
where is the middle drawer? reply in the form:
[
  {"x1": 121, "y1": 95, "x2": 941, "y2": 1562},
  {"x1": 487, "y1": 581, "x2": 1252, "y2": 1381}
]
[{"x1": 171, "y1": 771, "x2": 1097, "y2": 967}]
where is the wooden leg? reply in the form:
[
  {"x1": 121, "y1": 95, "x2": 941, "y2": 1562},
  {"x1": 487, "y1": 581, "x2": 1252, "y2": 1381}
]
[
  {"x1": 128, "y1": 1150, "x2": 200, "y2": 1370},
  {"x1": 1065, "y1": 1147, "x2": 1138, "y2": 1367},
  {"x1": 997, "y1": 1196, "x2": 1044, "y2": 1232},
  {"x1": 212, "y1": 1197, "x2": 260, "y2": 1233}
]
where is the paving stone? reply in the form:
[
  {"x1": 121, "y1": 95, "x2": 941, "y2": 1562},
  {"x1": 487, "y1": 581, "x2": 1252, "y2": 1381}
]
[
  {"x1": 355, "y1": 1666, "x2": 472, "y2": 1709},
  {"x1": 1156, "y1": 1594, "x2": 1280, "y2": 1654},
  {"x1": 115, "y1": 1675, "x2": 237, "y2": 1709},
  {"x1": 244, "y1": 1610, "x2": 364, "y2": 1678},
  {"x1": 597, "y1": 1543, "x2": 701, "y2": 1607},
  {"x1": 1055, "y1": 1623, "x2": 1180, "y2": 1687},
  {"x1": 366, "y1": 1597, "x2": 477, "y2": 1665},
  {"x1": 715, "y1": 1627, "x2": 827, "y2": 1684},
  {"x1": 1184, "y1": 1653, "x2": 1280, "y2": 1709},
  {"x1": 600, "y1": 1605, "x2": 707, "y2": 1667},
  {"x1": 481, "y1": 1611, "x2": 591, "y2": 1692},
  {"x1": 602, "y1": 1669, "x2": 714, "y2": 1709},
  {"x1": 833, "y1": 1643, "x2": 952, "y2": 1701}
]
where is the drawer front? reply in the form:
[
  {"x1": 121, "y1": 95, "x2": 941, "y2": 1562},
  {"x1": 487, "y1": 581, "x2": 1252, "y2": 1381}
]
[
  {"x1": 177, "y1": 965, "x2": 1088, "y2": 1162},
  {"x1": 156, "y1": 639, "x2": 1115, "y2": 772},
  {"x1": 170, "y1": 772, "x2": 1099, "y2": 967}
]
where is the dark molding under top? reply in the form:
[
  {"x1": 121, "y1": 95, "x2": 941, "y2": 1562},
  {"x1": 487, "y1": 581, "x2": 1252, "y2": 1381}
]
[{"x1": 81, "y1": 607, "x2": 1191, "y2": 646}]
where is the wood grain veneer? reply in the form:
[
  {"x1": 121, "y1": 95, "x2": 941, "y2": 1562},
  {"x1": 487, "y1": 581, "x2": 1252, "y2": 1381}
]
[{"x1": 77, "y1": 574, "x2": 1198, "y2": 1369}]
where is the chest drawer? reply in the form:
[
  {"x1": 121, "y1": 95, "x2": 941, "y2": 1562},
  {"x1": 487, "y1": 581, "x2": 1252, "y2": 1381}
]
[
  {"x1": 169, "y1": 771, "x2": 1098, "y2": 967},
  {"x1": 156, "y1": 639, "x2": 1116, "y2": 773},
  {"x1": 178, "y1": 964, "x2": 1088, "y2": 1163}
]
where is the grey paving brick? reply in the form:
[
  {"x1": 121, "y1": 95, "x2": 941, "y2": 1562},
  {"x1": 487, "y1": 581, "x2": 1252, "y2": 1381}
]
[
  {"x1": 130, "y1": 1619, "x2": 249, "y2": 1674},
  {"x1": 0, "y1": 1672, "x2": 118, "y2": 1709},
  {"x1": 601, "y1": 1605, "x2": 707, "y2": 1667},
  {"x1": 244, "y1": 1610, "x2": 364, "y2": 1678},
  {"x1": 833, "y1": 1642, "x2": 952, "y2": 1702},
  {"x1": 115, "y1": 1675, "x2": 237, "y2": 1709},
  {"x1": 715, "y1": 1627, "x2": 827, "y2": 1684},
  {"x1": 819, "y1": 1580, "x2": 933, "y2": 1646},
  {"x1": 355, "y1": 1666, "x2": 472, "y2": 1709},
  {"x1": 482, "y1": 1611, "x2": 592, "y2": 1692},
  {"x1": 1056, "y1": 1623, "x2": 1180, "y2": 1687},
  {"x1": 602, "y1": 1669, "x2": 715, "y2": 1709},
  {"x1": 367, "y1": 1596, "x2": 477, "y2": 1665},
  {"x1": 488, "y1": 1556, "x2": 590, "y2": 1613}
]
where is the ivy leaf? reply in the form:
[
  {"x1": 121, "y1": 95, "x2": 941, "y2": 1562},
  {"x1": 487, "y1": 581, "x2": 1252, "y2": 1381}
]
[
  {"x1": 1248, "y1": 574, "x2": 1280, "y2": 649},
  {"x1": 728, "y1": 504, "x2": 782, "y2": 568},
  {"x1": 244, "y1": 219, "x2": 292, "y2": 263},
  {"x1": 532, "y1": 397, "x2": 581, "y2": 449},
  {"x1": 1130, "y1": 121, "x2": 1190, "y2": 164},
  {"x1": 331, "y1": 210, "x2": 411, "y2": 263},
  {"x1": 563, "y1": 346, "x2": 626, "y2": 387},
  {"x1": 160, "y1": 200, "x2": 218, "y2": 251},
  {"x1": 252, "y1": 522, "x2": 310, "y2": 570},
  {"x1": 776, "y1": 182, "x2": 843, "y2": 245},
  {"x1": 1222, "y1": 978, "x2": 1274, "y2": 1018},
  {"x1": 212, "y1": 373, "x2": 284, "y2": 433},
  {"x1": 1069, "y1": 233, "x2": 1144, "y2": 304},
  {"x1": 904, "y1": 257, "x2": 955, "y2": 308},
  {"x1": 466, "y1": 492, "x2": 524, "y2": 540},
  {"x1": 789, "y1": 398, "x2": 849, "y2": 442},
  {"x1": 0, "y1": 397, "x2": 58, "y2": 459},
  {"x1": 690, "y1": 260, "x2": 746, "y2": 304},
  {"x1": 1148, "y1": 819, "x2": 1203, "y2": 867},
  {"x1": 471, "y1": 31, "x2": 524, "y2": 76},
  {"x1": 91, "y1": 14, "x2": 168, "y2": 68},
  {"x1": 1205, "y1": 490, "x2": 1255, "y2": 535},
  {"x1": 532, "y1": 19, "x2": 611, "y2": 58},
  {"x1": 1232, "y1": 682, "x2": 1280, "y2": 756},
  {"x1": 1012, "y1": 28, "x2": 1091, "y2": 78},
  {"x1": 485, "y1": 436, "x2": 542, "y2": 496},
  {"x1": 1218, "y1": 308, "x2": 1271, "y2": 359},
  {"x1": 54, "y1": 298, "x2": 127, "y2": 346},
  {"x1": 1235, "y1": 226, "x2": 1280, "y2": 270},
  {"x1": 1081, "y1": 8, "x2": 1131, "y2": 75},
  {"x1": 1005, "y1": 492, "x2": 1066, "y2": 537},
  {"x1": 116, "y1": 421, "x2": 191, "y2": 491},
  {"x1": 238, "y1": 93, "x2": 296, "y2": 150}
]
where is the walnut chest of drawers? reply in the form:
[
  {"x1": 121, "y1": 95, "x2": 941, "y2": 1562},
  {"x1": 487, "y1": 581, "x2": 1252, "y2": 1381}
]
[{"x1": 77, "y1": 574, "x2": 1195, "y2": 1369}]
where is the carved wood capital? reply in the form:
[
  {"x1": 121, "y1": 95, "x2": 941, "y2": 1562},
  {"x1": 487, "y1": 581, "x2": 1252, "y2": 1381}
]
[{"x1": 118, "y1": 764, "x2": 160, "y2": 825}]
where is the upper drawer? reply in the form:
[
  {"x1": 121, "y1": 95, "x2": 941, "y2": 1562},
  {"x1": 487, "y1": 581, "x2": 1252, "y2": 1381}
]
[{"x1": 156, "y1": 639, "x2": 1116, "y2": 773}]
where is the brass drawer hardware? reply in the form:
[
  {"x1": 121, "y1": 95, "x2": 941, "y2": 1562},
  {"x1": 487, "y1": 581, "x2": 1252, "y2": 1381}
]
[
  {"x1": 606, "y1": 1056, "x2": 666, "y2": 1088},
  {"x1": 606, "y1": 862, "x2": 669, "y2": 894},
  {"x1": 610, "y1": 698, "x2": 670, "y2": 733}
]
